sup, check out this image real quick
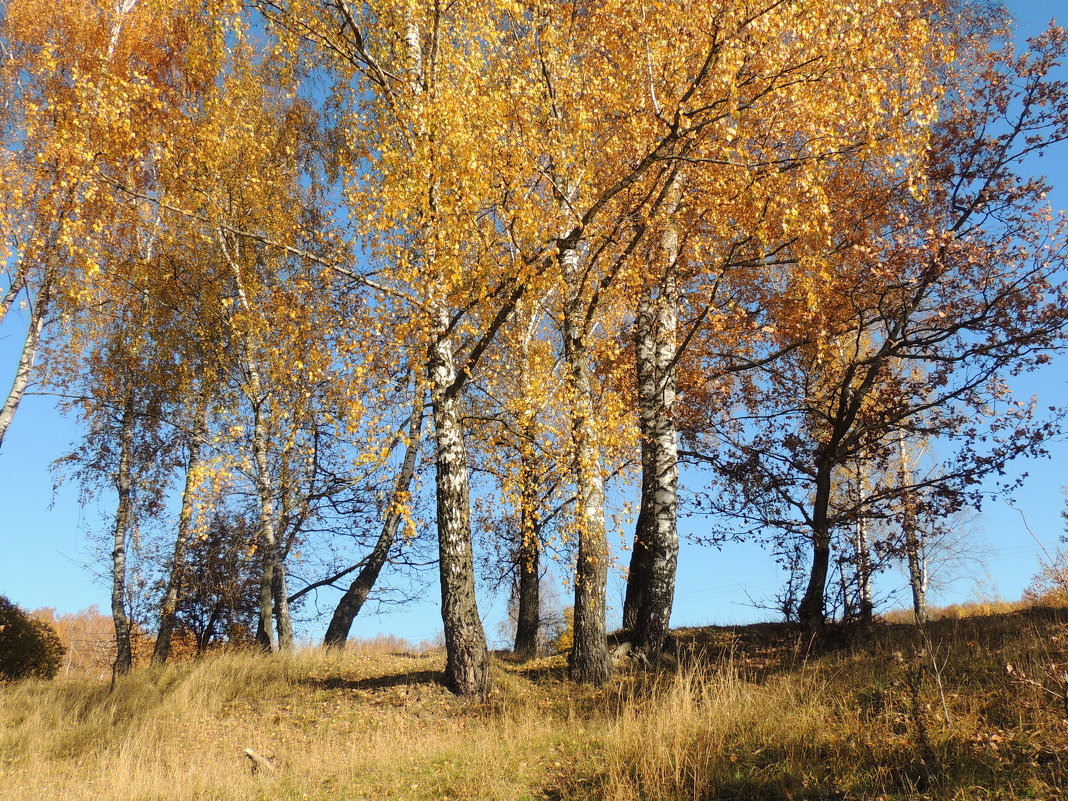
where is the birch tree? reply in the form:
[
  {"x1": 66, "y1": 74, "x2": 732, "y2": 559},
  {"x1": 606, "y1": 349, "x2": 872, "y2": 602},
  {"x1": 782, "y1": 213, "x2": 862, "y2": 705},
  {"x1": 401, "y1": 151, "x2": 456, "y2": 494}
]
[
  {"x1": 0, "y1": 0, "x2": 166, "y2": 446},
  {"x1": 614, "y1": 0, "x2": 952, "y2": 657}
]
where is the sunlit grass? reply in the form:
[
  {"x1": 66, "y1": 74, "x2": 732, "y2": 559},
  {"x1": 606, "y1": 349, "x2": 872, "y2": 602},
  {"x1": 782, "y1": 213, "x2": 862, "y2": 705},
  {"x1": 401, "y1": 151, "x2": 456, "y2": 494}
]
[{"x1": 3, "y1": 607, "x2": 1067, "y2": 800}]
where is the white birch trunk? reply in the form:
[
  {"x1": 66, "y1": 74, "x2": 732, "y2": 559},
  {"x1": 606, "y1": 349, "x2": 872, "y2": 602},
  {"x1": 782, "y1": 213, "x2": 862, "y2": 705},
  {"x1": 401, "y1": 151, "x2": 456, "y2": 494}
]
[
  {"x1": 106, "y1": 0, "x2": 138, "y2": 61},
  {"x1": 218, "y1": 230, "x2": 291, "y2": 652},
  {"x1": 0, "y1": 284, "x2": 50, "y2": 449},
  {"x1": 627, "y1": 174, "x2": 683, "y2": 660},
  {"x1": 403, "y1": 8, "x2": 490, "y2": 695},
  {"x1": 0, "y1": 260, "x2": 26, "y2": 324},
  {"x1": 855, "y1": 515, "x2": 874, "y2": 621},
  {"x1": 111, "y1": 394, "x2": 136, "y2": 675},
  {"x1": 273, "y1": 567, "x2": 294, "y2": 647},
  {"x1": 899, "y1": 434, "x2": 927, "y2": 625},
  {"x1": 430, "y1": 302, "x2": 492, "y2": 694},
  {"x1": 152, "y1": 394, "x2": 208, "y2": 664},
  {"x1": 560, "y1": 238, "x2": 610, "y2": 686},
  {"x1": 249, "y1": 370, "x2": 284, "y2": 652}
]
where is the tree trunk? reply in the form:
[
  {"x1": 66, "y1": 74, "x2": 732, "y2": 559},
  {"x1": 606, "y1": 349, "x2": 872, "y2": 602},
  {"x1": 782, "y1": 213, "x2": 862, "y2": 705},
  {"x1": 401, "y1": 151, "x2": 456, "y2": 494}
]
[
  {"x1": 513, "y1": 310, "x2": 542, "y2": 660},
  {"x1": 152, "y1": 396, "x2": 208, "y2": 665},
  {"x1": 626, "y1": 174, "x2": 682, "y2": 660},
  {"x1": 560, "y1": 240, "x2": 610, "y2": 686},
  {"x1": 798, "y1": 460, "x2": 834, "y2": 627},
  {"x1": 273, "y1": 565, "x2": 294, "y2": 649},
  {"x1": 255, "y1": 554, "x2": 276, "y2": 650},
  {"x1": 324, "y1": 390, "x2": 426, "y2": 646},
  {"x1": 622, "y1": 506, "x2": 652, "y2": 632},
  {"x1": 906, "y1": 527, "x2": 928, "y2": 625},
  {"x1": 0, "y1": 283, "x2": 50, "y2": 450},
  {"x1": 430, "y1": 311, "x2": 492, "y2": 695},
  {"x1": 105, "y1": 0, "x2": 138, "y2": 61},
  {"x1": 513, "y1": 444, "x2": 541, "y2": 659},
  {"x1": 899, "y1": 436, "x2": 927, "y2": 625},
  {"x1": 2, "y1": 3, "x2": 129, "y2": 450},
  {"x1": 0, "y1": 259, "x2": 27, "y2": 324},
  {"x1": 397, "y1": 5, "x2": 487, "y2": 693},
  {"x1": 218, "y1": 232, "x2": 283, "y2": 654},
  {"x1": 250, "y1": 390, "x2": 280, "y2": 653},
  {"x1": 855, "y1": 515, "x2": 874, "y2": 622},
  {"x1": 111, "y1": 394, "x2": 137, "y2": 676}
]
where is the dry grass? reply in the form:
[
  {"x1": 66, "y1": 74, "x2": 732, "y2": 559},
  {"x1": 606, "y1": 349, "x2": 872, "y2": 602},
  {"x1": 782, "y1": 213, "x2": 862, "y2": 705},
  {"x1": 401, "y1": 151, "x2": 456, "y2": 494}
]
[
  {"x1": 3, "y1": 608, "x2": 1067, "y2": 800},
  {"x1": 882, "y1": 600, "x2": 1051, "y2": 625}
]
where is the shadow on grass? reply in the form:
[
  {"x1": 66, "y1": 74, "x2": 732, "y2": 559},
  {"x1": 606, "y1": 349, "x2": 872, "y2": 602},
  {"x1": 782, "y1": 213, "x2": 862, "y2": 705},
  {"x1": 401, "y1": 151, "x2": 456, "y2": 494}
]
[
  {"x1": 305, "y1": 670, "x2": 445, "y2": 692},
  {"x1": 511, "y1": 662, "x2": 571, "y2": 683}
]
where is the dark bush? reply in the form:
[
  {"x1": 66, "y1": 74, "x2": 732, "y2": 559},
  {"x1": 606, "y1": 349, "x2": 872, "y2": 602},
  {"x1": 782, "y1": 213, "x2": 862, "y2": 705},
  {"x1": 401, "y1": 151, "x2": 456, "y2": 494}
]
[{"x1": 0, "y1": 595, "x2": 66, "y2": 681}]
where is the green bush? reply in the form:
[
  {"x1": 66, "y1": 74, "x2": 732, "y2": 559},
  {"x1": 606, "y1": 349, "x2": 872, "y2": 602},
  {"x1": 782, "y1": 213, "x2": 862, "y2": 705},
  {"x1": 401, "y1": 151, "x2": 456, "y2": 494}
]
[{"x1": 0, "y1": 595, "x2": 66, "y2": 681}]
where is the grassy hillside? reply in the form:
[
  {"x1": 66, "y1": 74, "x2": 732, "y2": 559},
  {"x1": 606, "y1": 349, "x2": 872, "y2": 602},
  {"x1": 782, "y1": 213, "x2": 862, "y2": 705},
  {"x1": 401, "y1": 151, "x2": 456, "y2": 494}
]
[{"x1": 2, "y1": 609, "x2": 1067, "y2": 800}]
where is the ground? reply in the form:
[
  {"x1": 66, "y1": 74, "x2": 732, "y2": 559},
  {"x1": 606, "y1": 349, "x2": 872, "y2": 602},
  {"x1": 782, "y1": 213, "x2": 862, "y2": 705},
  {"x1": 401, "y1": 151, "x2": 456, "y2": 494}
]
[{"x1": 2, "y1": 607, "x2": 1067, "y2": 800}]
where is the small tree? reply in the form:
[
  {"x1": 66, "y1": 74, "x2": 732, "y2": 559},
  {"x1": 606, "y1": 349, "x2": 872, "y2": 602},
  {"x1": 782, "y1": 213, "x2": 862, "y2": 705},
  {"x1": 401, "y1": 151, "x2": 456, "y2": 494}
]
[
  {"x1": 0, "y1": 596, "x2": 65, "y2": 681},
  {"x1": 1024, "y1": 553, "x2": 1068, "y2": 607},
  {"x1": 1024, "y1": 495, "x2": 1068, "y2": 606},
  {"x1": 172, "y1": 514, "x2": 260, "y2": 652}
]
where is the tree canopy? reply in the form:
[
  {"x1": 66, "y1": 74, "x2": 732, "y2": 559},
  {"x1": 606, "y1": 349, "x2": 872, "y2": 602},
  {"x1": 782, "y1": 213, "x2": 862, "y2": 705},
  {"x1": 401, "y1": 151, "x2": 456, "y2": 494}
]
[{"x1": 1, "y1": 0, "x2": 1065, "y2": 693}]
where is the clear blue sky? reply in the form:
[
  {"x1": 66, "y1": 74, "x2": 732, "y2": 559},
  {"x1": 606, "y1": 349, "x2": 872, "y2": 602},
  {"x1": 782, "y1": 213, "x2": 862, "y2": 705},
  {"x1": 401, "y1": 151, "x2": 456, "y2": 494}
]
[{"x1": 1, "y1": 1, "x2": 1065, "y2": 648}]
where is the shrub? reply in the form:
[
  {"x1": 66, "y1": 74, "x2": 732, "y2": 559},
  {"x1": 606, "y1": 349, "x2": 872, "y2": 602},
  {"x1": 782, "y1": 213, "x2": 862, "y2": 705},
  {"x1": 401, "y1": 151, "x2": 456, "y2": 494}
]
[
  {"x1": 0, "y1": 595, "x2": 66, "y2": 681},
  {"x1": 1023, "y1": 550, "x2": 1068, "y2": 608},
  {"x1": 550, "y1": 606, "x2": 574, "y2": 652}
]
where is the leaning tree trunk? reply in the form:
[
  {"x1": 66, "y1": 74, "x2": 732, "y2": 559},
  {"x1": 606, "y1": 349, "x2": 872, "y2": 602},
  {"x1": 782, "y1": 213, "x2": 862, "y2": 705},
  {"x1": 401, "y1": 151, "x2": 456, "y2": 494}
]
[
  {"x1": 0, "y1": 282, "x2": 50, "y2": 450},
  {"x1": 624, "y1": 173, "x2": 682, "y2": 660},
  {"x1": 324, "y1": 390, "x2": 426, "y2": 646},
  {"x1": 111, "y1": 393, "x2": 137, "y2": 676},
  {"x1": 561, "y1": 239, "x2": 610, "y2": 686},
  {"x1": 2, "y1": 4, "x2": 134, "y2": 450},
  {"x1": 0, "y1": 260, "x2": 25, "y2": 323},
  {"x1": 430, "y1": 309, "x2": 492, "y2": 696},
  {"x1": 152, "y1": 396, "x2": 208, "y2": 665}
]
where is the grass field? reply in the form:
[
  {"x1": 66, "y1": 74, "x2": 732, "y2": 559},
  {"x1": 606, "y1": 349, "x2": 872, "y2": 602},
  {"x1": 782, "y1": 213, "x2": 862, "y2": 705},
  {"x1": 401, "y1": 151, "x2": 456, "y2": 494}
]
[{"x1": 3, "y1": 608, "x2": 1067, "y2": 800}]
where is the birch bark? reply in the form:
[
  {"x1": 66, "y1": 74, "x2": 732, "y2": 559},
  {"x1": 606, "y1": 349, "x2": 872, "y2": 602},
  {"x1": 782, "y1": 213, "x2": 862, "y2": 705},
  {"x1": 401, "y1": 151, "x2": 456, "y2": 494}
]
[
  {"x1": 625, "y1": 173, "x2": 682, "y2": 660},
  {"x1": 899, "y1": 436, "x2": 927, "y2": 625},
  {"x1": 151, "y1": 393, "x2": 208, "y2": 664},
  {"x1": 401, "y1": 6, "x2": 491, "y2": 695},
  {"x1": 250, "y1": 379, "x2": 283, "y2": 652},
  {"x1": 855, "y1": 515, "x2": 874, "y2": 621},
  {"x1": 560, "y1": 237, "x2": 610, "y2": 686},
  {"x1": 0, "y1": 282, "x2": 50, "y2": 449},
  {"x1": 272, "y1": 566, "x2": 294, "y2": 648},
  {"x1": 513, "y1": 422, "x2": 541, "y2": 659},
  {"x1": 219, "y1": 232, "x2": 289, "y2": 652},
  {"x1": 430, "y1": 303, "x2": 491, "y2": 694},
  {"x1": 111, "y1": 393, "x2": 136, "y2": 676}
]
